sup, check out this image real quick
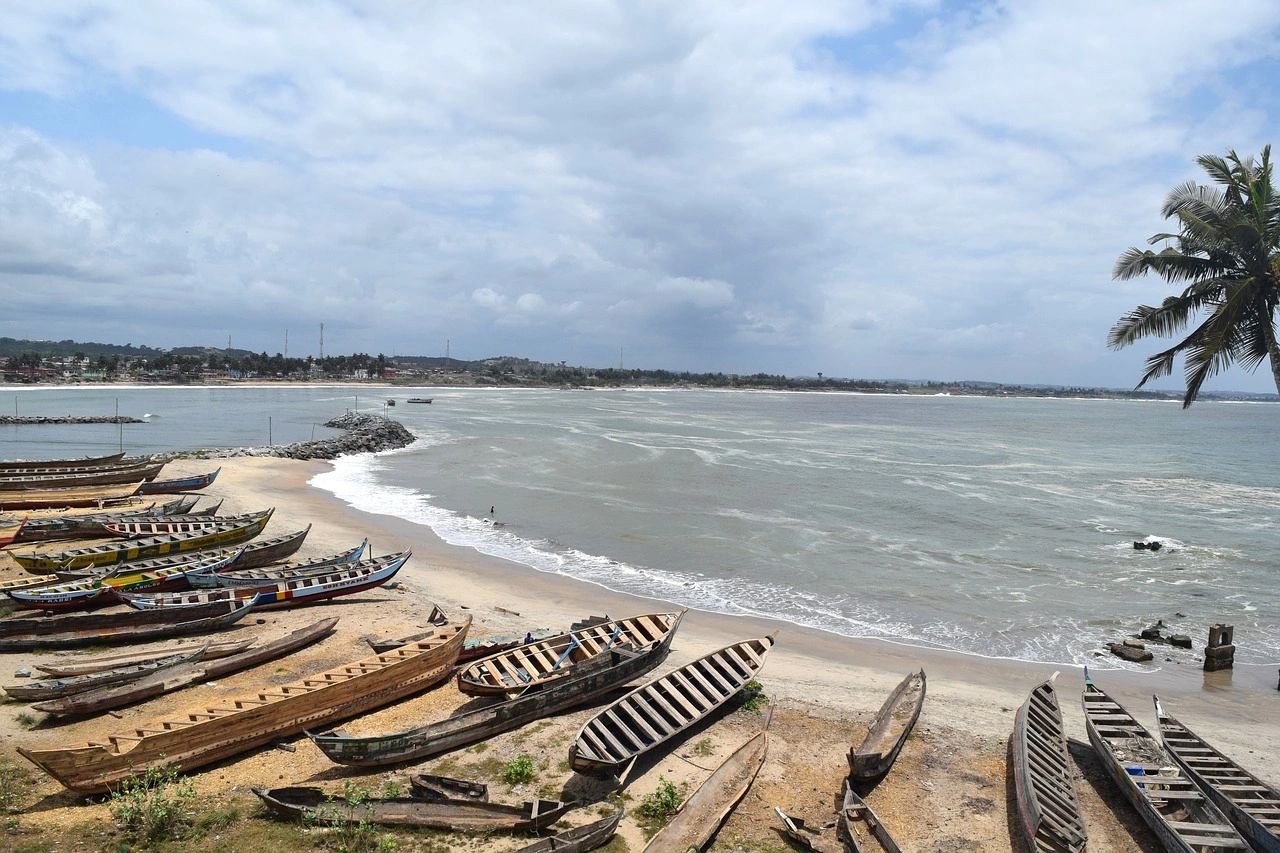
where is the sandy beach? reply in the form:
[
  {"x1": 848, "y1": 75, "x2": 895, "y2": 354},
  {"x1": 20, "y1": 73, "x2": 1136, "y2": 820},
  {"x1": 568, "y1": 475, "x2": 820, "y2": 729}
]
[{"x1": 2, "y1": 456, "x2": 1277, "y2": 851}]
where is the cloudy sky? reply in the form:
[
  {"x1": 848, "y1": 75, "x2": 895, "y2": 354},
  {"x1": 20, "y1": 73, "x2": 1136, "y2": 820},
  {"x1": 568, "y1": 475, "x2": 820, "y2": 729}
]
[{"x1": 2, "y1": 1, "x2": 1279, "y2": 389}]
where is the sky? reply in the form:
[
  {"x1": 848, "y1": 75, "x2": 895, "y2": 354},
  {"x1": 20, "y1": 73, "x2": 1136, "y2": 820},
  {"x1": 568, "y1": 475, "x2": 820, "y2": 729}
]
[{"x1": 2, "y1": 1, "x2": 1280, "y2": 390}]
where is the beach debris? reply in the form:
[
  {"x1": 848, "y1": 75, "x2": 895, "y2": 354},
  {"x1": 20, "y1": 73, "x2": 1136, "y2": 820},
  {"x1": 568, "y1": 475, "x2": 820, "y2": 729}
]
[
  {"x1": 13, "y1": 667, "x2": 31, "y2": 678},
  {"x1": 1109, "y1": 643, "x2": 1153, "y2": 663},
  {"x1": 1203, "y1": 624, "x2": 1235, "y2": 672},
  {"x1": 494, "y1": 606, "x2": 520, "y2": 617}
]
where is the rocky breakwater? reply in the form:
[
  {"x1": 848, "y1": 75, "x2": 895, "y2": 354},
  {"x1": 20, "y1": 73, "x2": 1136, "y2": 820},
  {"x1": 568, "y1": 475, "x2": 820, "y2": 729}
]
[
  {"x1": 161, "y1": 412, "x2": 416, "y2": 462},
  {"x1": 0, "y1": 415, "x2": 144, "y2": 425}
]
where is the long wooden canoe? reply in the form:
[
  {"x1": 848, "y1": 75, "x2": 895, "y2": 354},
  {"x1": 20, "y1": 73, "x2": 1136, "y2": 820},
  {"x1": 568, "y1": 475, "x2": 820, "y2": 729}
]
[
  {"x1": 59, "y1": 525, "x2": 309, "y2": 581},
  {"x1": 33, "y1": 617, "x2": 340, "y2": 715},
  {"x1": 253, "y1": 785, "x2": 568, "y2": 831},
  {"x1": 570, "y1": 634, "x2": 776, "y2": 778},
  {"x1": 188, "y1": 538, "x2": 367, "y2": 588},
  {"x1": 35, "y1": 637, "x2": 256, "y2": 677},
  {"x1": 7, "y1": 550, "x2": 241, "y2": 611},
  {"x1": 14, "y1": 509, "x2": 273, "y2": 571},
  {"x1": 0, "y1": 518, "x2": 23, "y2": 547},
  {"x1": 19, "y1": 617, "x2": 470, "y2": 794},
  {"x1": 840, "y1": 780, "x2": 902, "y2": 853},
  {"x1": 1082, "y1": 670, "x2": 1247, "y2": 852},
  {"x1": 0, "y1": 600, "x2": 256, "y2": 651},
  {"x1": 1156, "y1": 697, "x2": 1280, "y2": 852},
  {"x1": 138, "y1": 468, "x2": 220, "y2": 494},
  {"x1": 2, "y1": 646, "x2": 207, "y2": 702},
  {"x1": 514, "y1": 807, "x2": 623, "y2": 853},
  {"x1": 1010, "y1": 673, "x2": 1087, "y2": 853},
  {"x1": 0, "y1": 481, "x2": 143, "y2": 511},
  {"x1": 0, "y1": 461, "x2": 163, "y2": 488},
  {"x1": 101, "y1": 511, "x2": 265, "y2": 539},
  {"x1": 311, "y1": 610, "x2": 684, "y2": 767},
  {"x1": 644, "y1": 712, "x2": 771, "y2": 852},
  {"x1": 0, "y1": 451, "x2": 127, "y2": 471},
  {"x1": 849, "y1": 669, "x2": 926, "y2": 781},
  {"x1": 458, "y1": 612, "x2": 682, "y2": 696},
  {"x1": 12, "y1": 496, "x2": 200, "y2": 542}
]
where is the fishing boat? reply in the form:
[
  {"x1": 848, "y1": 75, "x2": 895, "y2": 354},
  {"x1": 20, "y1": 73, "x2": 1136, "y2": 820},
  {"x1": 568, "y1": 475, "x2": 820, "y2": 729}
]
[
  {"x1": 187, "y1": 538, "x2": 367, "y2": 588},
  {"x1": 0, "y1": 518, "x2": 23, "y2": 547},
  {"x1": 35, "y1": 637, "x2": 256, "y2": 677},
  {"x1": 1010, "y1": 674, "x2": 1087, "y2": 853},
  {"x1": 774, "y1": 808, "x2": 843, "y2": 853},
  {"x1": 570, "y1": 634, "x2": 776, "y2": 778},
  {"x1": 310, "y1": 611, "x2": 684, "y2": 767},
  {"x1": 58, "y1": 525, "x2": 311, "y2": 580},
  {"x1": 1156, "y1": 697, "x2": 1280, "y2": 852},
  {"x1": 7, "y1": 550, "x2": 240, "y2": 611},
  {"x1": 457, "y1": 612, "x2": 683, "y2": 696},
  {"x1": 0, "y1": 451, "x2": 127, "y2": 471},
  {"x1": 849, "y1": 670, "x2": 926, "y2": 781},
  {"x1": 253, "y1": 785, "x2": 567, "y2": 831},
  {"x1": 19, "y1": 617, "x2": 470, "y2": 794},
  {"x1": 406, "y1": 398, "x2": 432, "y2": 404},
  {"x1": 118, "y1": 551, "x2": 408, "y2": 610},
  {"x1": 14, "y1": 509, "x2": 273, "y2": 571},
  {"x1": 409, "y1": 774, "x2": 488, "y2": 801},
  {"x1": 0, "y1": 599, "x2": 256, "y2": 651},
  {"x1": 514, "y1": 808, "x2": 623, "y2": 853},
  {"x1": 138, "y1": 467, "x2": 220, "y2": 494},
  {"x1": 2, "y1": 646, "x2": 208, "y2": 702},
  {"x1": 100, "y1": 511, "x2": 265, "y2": 539},
  {"x1": 0, "y1": 460, "x2": 164, "y2": 489},
  {"x1": 840, "y1": 780, "x2": 902, "y2": 853},
  {"x1": 643, "y1": 712, "x2": 771, "y2": 852},
  {"x1": 13, "y1": 496, "x2": 202, "y2": 542},
  {"x1": 0, "y1": 481, "x2": 144, "y2": 511},
  {"x1": 1082, "y1": 670, "x2": 1247, "y2": 852},
  {"x1": 34, "y1": 617, "x2": 340, "y2": 715}
]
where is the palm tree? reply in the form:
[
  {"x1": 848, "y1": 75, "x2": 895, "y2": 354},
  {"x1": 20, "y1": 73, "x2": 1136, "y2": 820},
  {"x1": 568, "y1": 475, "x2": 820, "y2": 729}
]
[{"x1": 1108, "y1": 146, "x2": 1280, "y2": 406}]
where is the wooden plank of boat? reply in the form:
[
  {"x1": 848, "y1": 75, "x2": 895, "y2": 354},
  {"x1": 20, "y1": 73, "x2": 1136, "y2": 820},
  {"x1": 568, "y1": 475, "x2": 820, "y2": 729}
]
[
  {"x1": 0, "y1": 460, "x2": 158, "y2": 479},
  {"x1": 60, "y1": 526, "x2": 310, "y2": 581},
  {"x1": 35, "y1": 637, "x2": 256, "y2": 677},
  {"x1": 33, "y1": 617, "x2": 340, "y2": 715},
  {"x1": 1010, "y1": 673, "x2": 1087, "y2": 853},
  {"x1": 0, "y1": 518, "x2": 24, "y2": 547},
  {"x1": 0, "y1": 461, "x2": 164, "y2": 489},
  {"x1": 138, "y1": 467, "x2": 220, "y2": 494},
  {"x1": 849, "y1": 670, "x2": 926, "y2": 782},
  {"x1": 513, "y1": 807, "x2": 623, "y2": 853},
  {"x1": 0, "y1": 481, "x2": 144, "y2": 512},
  {"x1": 14, "y1": 510, "x2": 273, "y2": 571},
  {"x1": 8, "y1": 550, "x2": 240, "y2": 611},
  {"x1": 1082, "y1": 669, "x2": 1248, "y2": 852},
  {"x1": 774, "y1": 807, "x2": 844, "y2": 853},
  {"x1": 12, "y1": 496, "x2": 197, "y2": 542},
  {"x1": 56, "y1": 547, "x2": 244, "y2": 585},
  {"x1": 643, "y1": 710, "x2": 771, "y2": 852},
  {"x1": 101, "y1": 511, "x2": 265, "y2": 539},
  {"x1": 1156, "y1": 697, "x2": 1280, "y2": 853},
  {"x1": 840, "y1": 780, "x2": 901, "y2": 853},
  {"x1": 253, "y1": 785, "x2": 567, "y2": 831},
  {"x1": 569, "y1": 634, "x2": 776, "y2": 778},
  {"x1": 0, "y1": 600, "x2": 256, "y2": 651},
  {"x1": 408, "y1": 773, "x2": 489, "y2": 802},
  {"x1": 310, "y1": 611, "x2": 685, "y2": 767},
  {"x1": 187, "y1": 538, "x2": 368, "y2": 588},
  {"x1": 2, "y1": 496, "x2": 165, "y2": 524},
  {"x1": 458, "y1": 611, "x2": 683, "y2": 696},
  {"x1": 0, "y1": 451, "x2": 127, "y2": 471},
  {"x1": 18, "y1": 617, "x2": 470, "y2": 794},
  {"x1": 2, "y1": 646, "x2": 208, "y2": 702}
]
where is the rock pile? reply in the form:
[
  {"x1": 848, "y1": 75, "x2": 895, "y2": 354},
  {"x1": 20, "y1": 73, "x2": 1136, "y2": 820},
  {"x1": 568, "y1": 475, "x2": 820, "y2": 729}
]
[{"x1": 158, "y1": 412, "x2": 416, "y2": 462}]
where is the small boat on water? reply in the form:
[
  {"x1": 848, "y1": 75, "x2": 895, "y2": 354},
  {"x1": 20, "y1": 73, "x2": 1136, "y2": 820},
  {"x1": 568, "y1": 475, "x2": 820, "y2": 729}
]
[
  {"x1": 0, "y1": 451, "x2": 127, "y2": 471},
  {"x1": 187, "y1": 538, "x2": 368, "y2": 588},
  {"x1": 1156, "y1": 697, "x2": 1280, "y2": 852},
  {"x1": 1010, "y1": 673, "x2": 1087, "y2": 853},
  {"x1": 0, "y1": 599, "x2": 256, "y2": 651},
  {"x1": 849, "y1": 670, "x2": 926, "y2": 781},
  {"x1": 840, "y1": 780, "x2": 901, "y2": 853},
  {"x1": 35, "y1": 637, "x2": 255, "y2": 677},
  {"x1": 570, "y1": 634, "x2": 776, "y2": 778},
  {"x1": 513, "y1": 808, "x2": 623, "y2": 853},
  {"x1": 0, "y1": 480, "x2": 144, "y2": 511},
  {"x1": 2, "y1": 646, "x2": 207, "y2": 702},
  {"x1": 406, "y1": 398, "x2": 432, "y2": 404},
  {"x1": 1082, "y1": 670, "x2": 1247, "y2": 852},
  {"x1": 138, "y1": 468, "x2": 220, "y2": 495},
  {"x1": 253, "y1": 785, "x2": 568, "y2": 832}
]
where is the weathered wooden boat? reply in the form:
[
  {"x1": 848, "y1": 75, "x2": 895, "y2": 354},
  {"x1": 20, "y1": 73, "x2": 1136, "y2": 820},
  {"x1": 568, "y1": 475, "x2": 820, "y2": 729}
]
[
  {"x1": 408, "y1": 773, "x2": 489, "y2": 801},
  {"x1": 644, "y1": 712, "x2": 771, "y2": 852},
  {"x1": 18, "y1": 617, "x2": 470, "y2": 794},
  {"x1": 14, "y1": 509, "x2": 273, "y2": 571},
  {"x1": 0, "y1": 480, "x2": 144, "y2": 511},
  {"x1": 310, "y1": 611, "x2": 684, "y2": 767},
  {"x1": 570, "y1": 634, "x2": 776, "y2": 778},
  {"x1": 119, "y1": 551, "x2": 408, "y2": 610},
  {"x1": 2, "y1": 646, "x2": 207, "y2": 702},
  {"x1": 0, "y1": 518, "x2": 23, "y2": 547},
  {"x1": 33, "y1": 617, "x2": 340, "y2": 715},
  {"x1": 774, "y1": 807, "x2": 843, "y2": 853},
  {"x1": 187, "y1": 496, "x2": 220, "y2": 515},
  {"x1": 1082, "y1": 670, "x2": 1247, "y2": 852},
  {"x1": 35, "y1": 637, "x2": 256, "y2": 677},
  {"x1": 0, "y1": 573, "x2": 60, "y2": 594},
  {"x1": 59, "y1": 526, "x2": 310, "y2": 581},
  {"x1": 252, "y1": 785, "x2": 568, "y2": 831},
  {"x1": 187, "y1": 538, "x2": 368, "y2": 588},
  {"x1": 514, "y1": 807, "x2": 624, "y2": 853},
  {"x1": 1010, "y1": 673, "x2": 1087, "y2": 853},
  {"x1": 840, "y1": 780, "x2": 901, "y2": 853},
  {"x1": 7, "y1": 550, "x2": 239, "y2": 611},
  {"x1": 458, "y1": 612, "x2": 683, "y2": 696},
  {"x1": 100, "y1": 511, "x2": 265, "y2": 539},
  {"x1": 0, "y1": 599, "x2": 256, "y2": 651},
  {"x1": 0, "y1": 460, "x2": 164, "y2": 488},
  {"x1": 849, "y1": 670, "x2": 926, "y2": 781},
  {"x1": 138, "y1": 467, "x2": 220, "y2": 494},
  {"x1": 12, "y1": 496, "x2": 200, "y2": 542},
  {"x1": 53, "y1": 548, "x2": 242, "y2": 587},
  {"x1": 0, "y1": 451, "x2": 127, "y2": 471},
  {"x1": 1156, "y1": 697, "x2": 1280, "y2": 852}
]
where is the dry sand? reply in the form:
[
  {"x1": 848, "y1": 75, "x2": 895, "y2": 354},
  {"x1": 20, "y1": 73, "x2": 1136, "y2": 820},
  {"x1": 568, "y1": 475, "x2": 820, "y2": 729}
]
[{"x1": 1, "y1": 456, "x2": 1277, "y2": 851}]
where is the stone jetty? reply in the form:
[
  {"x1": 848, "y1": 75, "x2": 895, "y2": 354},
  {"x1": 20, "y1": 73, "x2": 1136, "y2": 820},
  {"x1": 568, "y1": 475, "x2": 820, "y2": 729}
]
[{"x1": 158, "y1": 412, "x2": 416, "y2": 462}]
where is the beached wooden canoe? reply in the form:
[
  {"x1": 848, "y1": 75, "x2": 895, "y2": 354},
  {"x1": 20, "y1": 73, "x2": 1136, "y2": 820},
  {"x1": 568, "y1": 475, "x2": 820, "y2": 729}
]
[
  {"x1": 19, "y1": 617, "x2": 470, "y2": 794},
  {"x1": 513, "y1": 807, "x2": 623, "y2": 853},
  {"x1": 0, "y1": 480, "x2": 143, "y2": 511},
  {"x1": 1010, "y1": 673, "x2": 1087, "y2": 853},
  {"x1": 2, "y1": 646, "x2": 207, "y2": 702},
  {"x1": 644, "y1": 712, "x2": 770, "y2": 852},
  {"x1": 33, "y1": 617, "x2": 340, "y2": 715},
  {"x1": 0, "y1": 599, "x2": 256, "y2": 651},
  {"x1": 12, "y1": 496, "x2": 201, "y2": 542},
  {"x1": 840, "y1": 780, "x2": 901, "y2": 853},
  {"x1": 59, "y1": 525, "x2": 310, "y2": 581},
  {"x1": 570, "y1": 634, "x2": 776, "y2": 778},
  {"x1": 254, "y1": 785, "x2": 568, "y2": 831},
  {"x1": 1082, "y1": 670, "x2": 1247, "y2": 852},
  {"x1": 0, "y1": 451, "x2": 127, "y2": 471},
  {"x1": 1156, "y1": 697, "x2": 1280, "y2": 852},
  {"x1": 409, "y1": 774, "x2": 488, "y2": 802},
  {"x1": 311, "y1": 611, "x2": 684, "y2": 767},
  {"x1": 35, "y1": 637, "x2": 256, "y2": 677},
  {"x1": 774, "y1": 807, "x2": 843, "y2": 853},
  {"x1": 0, "y1": 518, "x2": 23, "y2": 547},
  {"x1": 101, "y1": 511, "x2": 265, "y2": 539},
  {"x1": 849, "y1": 670, "x2": 925, "y2": 781},
  {"x1": 119, "y1": 551, "x2": 408, "y2": 610},
  {"x1": 138, "y1": 467, "x2": 219, "y2": 494},
  {"x1": 14, "y1": 509, "x2": 273, "y2": 571},
  {"x1": 458, "y1": 611, "x2": 683, "y2": 696},
  {"x1": 7, "y1": 549, "x2": 240, "y2": 611},
  {"x1": 187, "y1": 538, "x2": 368, "y2": 588},
  {"x1": 0, "y1": 461, "x2": 164, "y2": 489}
]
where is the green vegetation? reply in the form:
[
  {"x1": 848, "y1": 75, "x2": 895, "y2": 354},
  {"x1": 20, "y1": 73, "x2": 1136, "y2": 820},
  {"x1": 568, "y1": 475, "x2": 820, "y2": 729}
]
[
  {"x1": 0, "y1": 760, "x2": 31, "y2": 830},
  {"x1": 692, "y1": 738, "x2": 715, "y2": 757},
  {"x1": 501, "y1": 754, "x2": 536, "y2": 785},
  {"x1": 15, "y1": 712, "x2": 38, "y2": 729},
  {"x1": 108, "y1": 766, "x2": 198, "y2": 846},
  {"x1": 305, "y1": 780, "x2": 398, "y2": 853},
  {"x1": 737, "y1": 679, "x2": 767, "y2": 713},
  {"x1": 1110, "y1": 146, "x2": 1280, "y2": 407},
  {"x1": 636, "y1": 777, "x2": 686, "y2": 834}
]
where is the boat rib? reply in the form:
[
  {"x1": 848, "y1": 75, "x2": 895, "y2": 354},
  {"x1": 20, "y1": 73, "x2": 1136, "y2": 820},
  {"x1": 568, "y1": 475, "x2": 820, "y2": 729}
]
[
  {"x1": 18, "y1": 617, "x2": 470, "y2": 794},
  {"x1": 849, "y1": 669, "x2": 926, "y2": 781}
]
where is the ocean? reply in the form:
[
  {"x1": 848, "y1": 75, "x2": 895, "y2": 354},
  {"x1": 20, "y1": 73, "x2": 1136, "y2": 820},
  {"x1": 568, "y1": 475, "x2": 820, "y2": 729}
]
[{"x1": 5, "y1": 384, "x2": 1278, "y2": 668}]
